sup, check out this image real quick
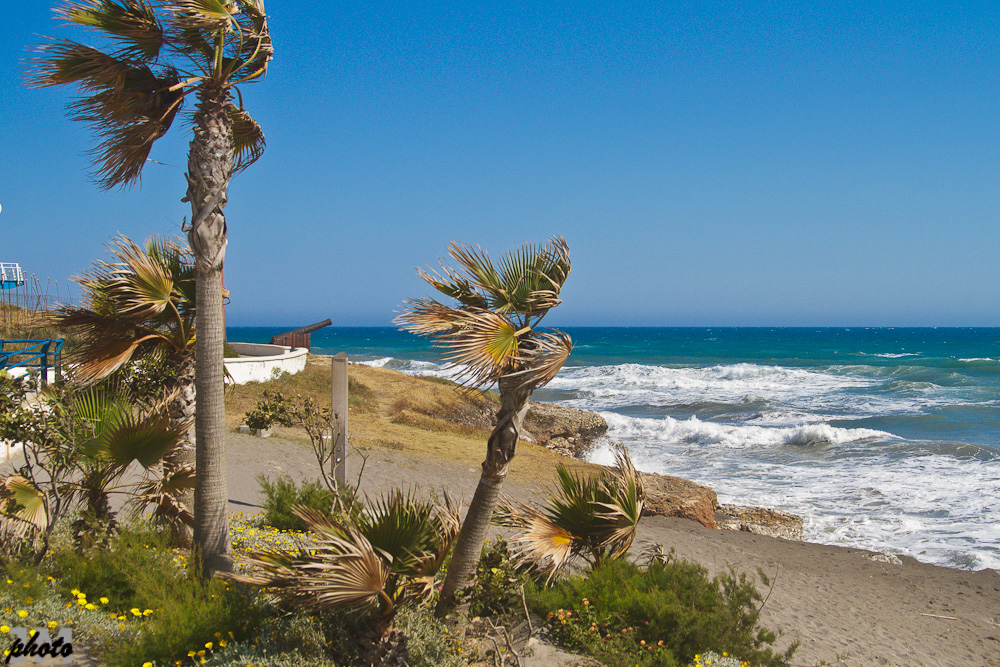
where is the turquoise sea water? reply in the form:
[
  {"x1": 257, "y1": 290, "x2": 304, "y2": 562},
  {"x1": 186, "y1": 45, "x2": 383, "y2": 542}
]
[{"x1": 229, "y1": 326, "x2": 1000, "y2": 571}]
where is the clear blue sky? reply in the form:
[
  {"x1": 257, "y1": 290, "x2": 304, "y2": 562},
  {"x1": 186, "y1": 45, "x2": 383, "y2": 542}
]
[{"x1": 2, "y1": 1, "x2": 998, "y2": 327}]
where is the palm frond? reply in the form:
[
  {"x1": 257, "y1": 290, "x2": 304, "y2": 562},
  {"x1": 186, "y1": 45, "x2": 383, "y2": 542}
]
[
  {"x1": 494, "y1": 497, "x2": 575, "y2": 581},
  {"x1": 447, "y1": 242, "x2": 506, "y2": 304},
  {"x1": 394, "y1": 298, "x2": 466, "y2": 337},
  {"x1": 167, "y1": 0, "x2": 234, "y2": 30},
  {"x1": 56, "y1": 0, "x2": 164, "y2": 59},
  {"x1": 507, "y1": 330, "x2": 573, "y2": 390},
  {"x1": 0, "y1": 476, "x2": 49, "y2": 537},
  {"x1": 101, "y1": 412, "x2": 185, "y2": 469},
  {"x1": 28, "y1": 40, "x2": 136, "y2": 89},
  {"x1": 232, "y1": 490, "x2": 457, "y2": 617},
  {"x1": 229, "y1": 104, "x2": 265, "y2": 172},
  {"x1": 495, "y1": 445, "x2": 644, "y2": 576},
  {"x1": 233, "y1": 523, "x2": 391, "y2": 614},
  {"x1": 434, "y1": 310, "x2": 522, "y2": 387},
  {"x1": 87, "y1": 96, "x2": 183, "y2": 187},
  {"x1": 129, "y1": 465, "x2": 195, "y2": 527},
  {"x1": 230, "y1": 0, "x2": 273, "y2": 80},
  {"x1": 415, "y1": 265, "x2": 488, "y2": 308}
]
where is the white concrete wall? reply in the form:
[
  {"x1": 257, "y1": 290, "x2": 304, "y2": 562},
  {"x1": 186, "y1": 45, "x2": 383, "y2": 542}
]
[{"x1": 224, "y1": 343, "x2": 308, "y2": 385}]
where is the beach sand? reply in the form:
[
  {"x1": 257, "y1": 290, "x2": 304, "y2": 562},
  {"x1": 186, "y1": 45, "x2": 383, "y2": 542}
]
[{"x1": 227, "y1": 432, "x2": 1000, "y2": 667}]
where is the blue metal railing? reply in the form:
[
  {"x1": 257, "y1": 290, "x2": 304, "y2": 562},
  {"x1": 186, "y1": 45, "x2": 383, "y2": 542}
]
[{"x1": 0, "y1": 339, "x2": 64, "y2": 386}]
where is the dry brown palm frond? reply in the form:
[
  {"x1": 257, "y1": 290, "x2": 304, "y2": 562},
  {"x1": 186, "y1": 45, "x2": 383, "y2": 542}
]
[
  {"x1": 495, "y1": 445, "x2": 644, "y2": 577},
  {"x1": 56, "y1": 0, "x2": 165, "y2": 59},
  {"x1": 229, "y1": 104, "x2": 266, "y2": 172},
  {"x1": 0, "y1": 475, "x2": 48, "y2": 538},
  {"x1": 234, "y1": 524, "x2": 392, "y2": 614},
  {"x1": 395, "y1": 297, "x2": 465, "y2": 336},
  {"x1": 508, "y1": 330, "x2": 573, "y2": 390},
  {"x1": 168, "y1": 0, "x2": 234, "y2": 31},
  {"x1": 495, "y1": 497, "x2": 575, "y2": 581},
  {"x1": 434, "y1": 309, "x2": 522, "y2": 387}
]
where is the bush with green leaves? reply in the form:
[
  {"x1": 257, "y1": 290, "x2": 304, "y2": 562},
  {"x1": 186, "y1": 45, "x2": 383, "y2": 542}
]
[
  {"x1": 243, "y1": 390, "x2": 293, "y2": 432},
  {"x1": 256, "y1": 475, "x2": 363, "y2": 531},
  {"x1": 465, "y1": 537, "x2": 527, "y2": 618},
  {"x1": 527, "y1": 555, "x2": 796, "y2": 667}
]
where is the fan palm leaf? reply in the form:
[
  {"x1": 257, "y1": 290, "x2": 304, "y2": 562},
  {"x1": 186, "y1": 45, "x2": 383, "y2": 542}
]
[
  {"x1": 0, "y1": 476, "x2": 49, "y2": 537},
  {"x1": 232, "y1": 492, "x2": 458, "y2": 618},
  {"x1": 496, "y1": 445, "x2": 644, "y2": 577}
]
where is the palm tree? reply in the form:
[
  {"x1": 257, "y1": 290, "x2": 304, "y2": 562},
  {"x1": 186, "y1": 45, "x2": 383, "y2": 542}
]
[
  {"x1": 46, "y1": 234, "x2": 197, "y2": 544},
  {"x1": 494, "y1": 445, "x2": 644, "y2": 580},
  {"x1": 395, "y1": 236, "x2": 573, "y2": 616},
  {"x1": 28, "y1": 0, "x2": 273, "y2": 575}
]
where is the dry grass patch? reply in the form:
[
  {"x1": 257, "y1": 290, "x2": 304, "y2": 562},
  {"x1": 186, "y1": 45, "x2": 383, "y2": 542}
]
[{"x1": 224, "y1": 356, "x2": 601, "y2": 487}]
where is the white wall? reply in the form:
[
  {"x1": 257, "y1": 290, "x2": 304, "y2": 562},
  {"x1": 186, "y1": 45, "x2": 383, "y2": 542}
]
[{"x1": 224, "y1": 343, "x2": 308, "y2": 385}]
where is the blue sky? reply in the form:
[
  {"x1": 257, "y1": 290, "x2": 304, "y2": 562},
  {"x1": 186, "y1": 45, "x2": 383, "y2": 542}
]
[{"x1": 2, "y1": 1, "x2": 998, "y2": 327}]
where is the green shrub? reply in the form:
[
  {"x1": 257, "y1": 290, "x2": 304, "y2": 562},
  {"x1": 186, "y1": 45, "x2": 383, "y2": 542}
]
[
  {"x1": 527, "y1": 557, "x2": 796, "y2": 667},
  {"x1": 44, "y1": 521, "x2": 175, "y2": 610},
  {"x1": 256, "y1": 475, "x2": 336, "y2": 530},
  {"x1": 244, "y1": 390, "x2": 293, "y2": 431},
  {"x1": 466, "y1": 537, "x2": 526, "y2": 618},
  {"x1": 97, "y1": 562, "x2": 266, "y2": 667}
]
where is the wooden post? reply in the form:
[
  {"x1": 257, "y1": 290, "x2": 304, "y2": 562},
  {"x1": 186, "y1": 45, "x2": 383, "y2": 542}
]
[{"x1": 331, "y1": 352, "x2": 348, "y2": 485}]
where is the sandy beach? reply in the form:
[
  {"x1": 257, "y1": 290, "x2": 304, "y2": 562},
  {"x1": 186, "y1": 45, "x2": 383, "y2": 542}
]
[{"x1": 226, "y1": 431, "x2": 1000, "y2": 667}]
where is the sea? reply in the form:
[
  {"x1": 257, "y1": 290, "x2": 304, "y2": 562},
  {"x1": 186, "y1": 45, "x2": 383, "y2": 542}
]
[{"x1": 229, "y1": 326, "x2": 1000, "y2": 572}]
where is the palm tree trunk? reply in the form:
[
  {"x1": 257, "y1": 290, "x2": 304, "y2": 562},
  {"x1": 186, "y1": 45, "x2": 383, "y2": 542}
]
[
  {"x1": 164, "y1": 351, "x2": 195, "y2": 546},
  {"x1": 187, "y1": 82, "x2": 233, "y2": 577},
  {"x1": 436, "y1": 376, "x2": 533, "y2": 617}
]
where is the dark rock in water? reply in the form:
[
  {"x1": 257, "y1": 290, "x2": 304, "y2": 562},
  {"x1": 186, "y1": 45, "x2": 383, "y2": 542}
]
[
  {"x1": 521, "y1": 402, "x2": 608, "y2": 456},
  {"x1": 716, "y1": 504, "x2": 804, "y2": 541},
  {"x1": 640, "y1": 472, "x2": 719, "y2": 529}
]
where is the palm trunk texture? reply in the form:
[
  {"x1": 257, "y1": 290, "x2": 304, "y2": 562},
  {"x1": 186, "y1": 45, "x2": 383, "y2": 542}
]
[
  {"x1": 164, "y1": 352, "x2": 195, "y2": 546},
  {"x1": 187, "y1": 83, "x2": 233, "y2": 577},
  {"x1": 436, "y1": 376, "x2": 533, "y2": 617}
]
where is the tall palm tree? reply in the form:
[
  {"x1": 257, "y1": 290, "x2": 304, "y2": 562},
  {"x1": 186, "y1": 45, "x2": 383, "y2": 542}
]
[
  {"x1": 395, "y1": 236, "x2": 573, "y2": 616},
  {"x1": 46, "y1": 234, "x2": 197, "y2": 544},
  {"x1": 28, "y1": 0, "x2": 272, "y2": 575}
]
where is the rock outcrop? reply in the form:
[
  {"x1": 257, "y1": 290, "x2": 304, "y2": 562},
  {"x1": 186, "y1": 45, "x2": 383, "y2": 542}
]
[
  {"x1": 716, "y1": 504, "x2": 804, "y2": 541},
  {"x1": 640, "y1": 473, "x2": 719, "y2": 529},
  {"x1": 521, "y1": 402, "x2": 608, "y2": 457}
]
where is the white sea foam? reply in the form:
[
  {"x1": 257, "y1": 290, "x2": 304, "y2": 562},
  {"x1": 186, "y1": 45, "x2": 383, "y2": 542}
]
[
  {"x1": 547, "y1": 363, "x2": 871, "y2": 410},
  {"x1": 356, "y1": 356, "x2": 395, "y2": 368},
  {"x1": 589, "y1": 430, "x2": 1000, "y2": 570},
  {"x1": 600, "y1": 412, "x2": 892, "y2": 450},
  {"x1": 544, "y1": 362, "x2": 988, "y2": 421},
  {"x1": 872, "y1": 352, "x2": 921, "y2": 358}
]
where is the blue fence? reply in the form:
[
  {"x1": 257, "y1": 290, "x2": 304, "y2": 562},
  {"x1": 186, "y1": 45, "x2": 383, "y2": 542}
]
[{"x1": 0, "y1": 339, "x2": 64, "y2": 386}]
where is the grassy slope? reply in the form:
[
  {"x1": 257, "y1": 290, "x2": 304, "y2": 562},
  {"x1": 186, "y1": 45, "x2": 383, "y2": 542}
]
[{"x1": 225, "y1": 355, "x2": 600, "y2": 486}]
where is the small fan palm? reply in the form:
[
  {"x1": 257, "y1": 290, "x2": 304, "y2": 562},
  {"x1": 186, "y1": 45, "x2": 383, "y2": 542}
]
[
  {"x1": 233, "y1": 490, "x2": 460, "y2": 620},
  {"x1": 0, "y1": 383, "x2": 187, "y2": 549},
  {"x1": 29, "y1": 0, "x2": 273, "y2": 575},
  {"x1": 495, "y1": 445, "x2": 645, "y2": 580},
  {"x1": 395, "y1": 236, "x2": 573, "y2": 615},
  {"x1": 67, "y1": 385, "x2": 188, "y2": 541},
  {"x1": 45, "y1": 234, "x2": 197, "y2": 543}
]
